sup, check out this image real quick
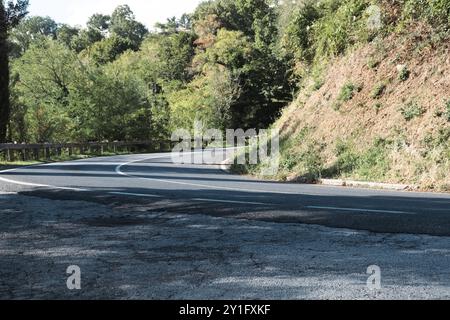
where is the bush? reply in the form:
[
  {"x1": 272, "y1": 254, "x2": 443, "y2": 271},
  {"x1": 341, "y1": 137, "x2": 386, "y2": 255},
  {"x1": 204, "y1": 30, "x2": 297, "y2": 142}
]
[
  {"x1": 373, "y1": 103, "x2": 383, "y2": 113},
  {"x1": 335, "y1": 139, "x2": 359, "y2": 174},
  {"x1": 398, "y1": 66, "x2": 410, "y2": 81},
  {"x1": 445, "y1": 100, "x2": 450, "y2": 121},
  {"x1": 367, "y1": 57, "x2": 380, "y2": 69},
  {"x1": 356, "y1": 138, "x2": 391, "y2": 180},
  {"x1": 312, "y1": 0, "x2": 370, "y2": 60},
  {"x1": 313, "y1": 78, "x2": 325, "y2": 91},
  {"x1": 402, "y1": 0, "x2": 450, "y2": 31},
  {"x1": 338, "y1": 82, "x2": 361, "y2": 102},
  {"x1": 280, "y1": 0, "x2": 320, "y2": 62},
  {"x1": 400, "y1": 101, "x2": 425, "y2": 121},
  {"x1": 332, "y1": 138, "x2": 391, "y2": 180},
  {"x1": 371, "y1": 82, "x2": 387, "y2": 98},
  {"x1": 301, "y1": 142, "x2": 325, "y2": 180},
  {"x1": 280, "y1": 153, "x2": 301, "y2": 171}
]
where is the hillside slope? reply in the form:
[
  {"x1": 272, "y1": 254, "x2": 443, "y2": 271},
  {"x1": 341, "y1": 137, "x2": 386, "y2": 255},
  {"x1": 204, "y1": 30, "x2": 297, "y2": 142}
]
[{"x1": 252, "y1": 28, "x2": 450, "y2": 191}]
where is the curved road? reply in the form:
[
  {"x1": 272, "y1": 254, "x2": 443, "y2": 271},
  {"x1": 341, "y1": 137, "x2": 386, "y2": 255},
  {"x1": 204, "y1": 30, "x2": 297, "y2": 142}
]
[{"x1": 1, "y1": 150, "x2": 450, "y2": 236}]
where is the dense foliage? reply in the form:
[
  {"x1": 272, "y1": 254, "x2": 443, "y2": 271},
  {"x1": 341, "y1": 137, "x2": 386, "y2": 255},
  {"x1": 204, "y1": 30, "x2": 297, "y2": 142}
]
[
  {"x1": 3, "y1": 0, "x2": 449, "y2": 143},
  {"x1": 0, "y1": 0, "x2": 28, "y2": 143}
]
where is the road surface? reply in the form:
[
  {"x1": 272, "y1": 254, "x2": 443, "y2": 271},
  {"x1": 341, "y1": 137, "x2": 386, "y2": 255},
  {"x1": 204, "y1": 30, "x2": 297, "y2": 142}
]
[
  {"x1": 1, "y1": 150, "x2": 450, "y2": 299},
  {"x1": 1, "y1": 150, "x2": 449, "y2": 236}
]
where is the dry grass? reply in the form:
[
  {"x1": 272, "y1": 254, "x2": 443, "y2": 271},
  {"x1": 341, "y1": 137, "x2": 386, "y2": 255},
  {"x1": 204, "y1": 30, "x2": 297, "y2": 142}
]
[{"x1": 274, "y1": 30, "x2": 450, "y2": 191}]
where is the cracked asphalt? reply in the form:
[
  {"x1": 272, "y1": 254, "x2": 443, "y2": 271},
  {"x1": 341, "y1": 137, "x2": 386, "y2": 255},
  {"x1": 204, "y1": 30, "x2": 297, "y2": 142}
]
[
  {"x1": 1, "y1": 191, "x2": 450, "y2": 299},
  {"x1": 1, "y1": 152, "x2": 450, "y2": 299}
]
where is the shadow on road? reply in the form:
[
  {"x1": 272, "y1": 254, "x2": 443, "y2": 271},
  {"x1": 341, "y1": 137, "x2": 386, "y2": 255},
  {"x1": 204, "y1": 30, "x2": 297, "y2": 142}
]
[
  {"x1": 1, "y1": 191, "x2": 450, "y2": 299},
  {"x1": 16, "y1": 184, "x2": 450, "y2": 237}
]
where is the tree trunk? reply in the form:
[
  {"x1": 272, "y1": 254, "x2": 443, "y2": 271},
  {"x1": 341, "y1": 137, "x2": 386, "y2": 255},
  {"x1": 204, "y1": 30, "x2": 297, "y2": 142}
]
[{"x1": 0, "y1": 3, "x2": 9, "y2": 143}]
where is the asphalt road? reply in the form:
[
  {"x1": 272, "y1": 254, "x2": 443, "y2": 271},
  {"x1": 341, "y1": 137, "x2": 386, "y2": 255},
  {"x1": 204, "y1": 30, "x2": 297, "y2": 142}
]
[
  {"x1": 1, "y1": 149, "x2": 449, "y2": 236},
  {"x1": 2, "y1": 149, "x2": 450, "y2": 299}
]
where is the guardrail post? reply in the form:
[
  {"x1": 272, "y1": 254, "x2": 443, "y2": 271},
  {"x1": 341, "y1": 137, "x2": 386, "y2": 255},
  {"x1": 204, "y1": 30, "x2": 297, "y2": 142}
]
[
  {"x1": 45, "y1": 147, "x2": 50, "y2": 160},
  {"x1": 33, "y1": 148, "x2": 39, "y2": 161},
  {"x1": 6, "y1": 148, "x2": 11, "y2": 162}
]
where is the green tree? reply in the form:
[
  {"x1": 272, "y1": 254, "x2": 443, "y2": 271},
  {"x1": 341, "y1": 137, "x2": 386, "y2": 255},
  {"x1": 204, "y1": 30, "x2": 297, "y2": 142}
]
[
  {"x1": 156, "y1": 31, "x2": 195, "y2": 82},
  {"x1": 169, "y1": 65, "x2": 239, "y2": 131},
  {"x1": 192, "y1": 0, "x2": 293, "y2": 129},
  {"x1": 87, "y1": 13, "x2": 110, "y2": 36},
  {"x1": 9, "y1": 15, "x2": 57, "y2": 56},
  {"x1": 70, "y1": 28, "x2": 104, "y2": 53},
  {"x1": 278, "y1": 0, "x2": 320, "y2": 62},
  {"x1": 56, "y1": 24, "x2": 80, "y2": 49},
  {"x1": 85, "y1": 33, "x2": 133, "y2": 65},
  {"x1": 13, "y1": 39, "x2": 78, "y2": 142},
  {"x1": 0, "y1": 0, "x2": 28, "y2": 142},
  {"x1": 109, "y1": 5, "x2": 148, "y2": 50},
  {"x1": 155, "y1": 14, "x2": 192, "y2": 34}
]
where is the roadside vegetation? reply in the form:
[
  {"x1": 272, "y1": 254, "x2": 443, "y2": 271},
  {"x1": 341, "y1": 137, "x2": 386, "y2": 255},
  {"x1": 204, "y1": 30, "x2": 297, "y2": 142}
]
[
  {"x1": 1, "y1": 0, "x2": 294, "y2": 145},
  {"x1": 232, "y1": 0, "x2": 450, "y2": 191},
  {"x1": 1, "y1": 0, "x2": 449, "y2": 191}
]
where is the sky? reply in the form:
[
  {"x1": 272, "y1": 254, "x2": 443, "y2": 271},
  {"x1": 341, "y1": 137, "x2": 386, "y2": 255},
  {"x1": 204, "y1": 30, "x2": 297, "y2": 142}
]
[{"x1": 28, "y1": 0, "x2": 204, "y2": 29}]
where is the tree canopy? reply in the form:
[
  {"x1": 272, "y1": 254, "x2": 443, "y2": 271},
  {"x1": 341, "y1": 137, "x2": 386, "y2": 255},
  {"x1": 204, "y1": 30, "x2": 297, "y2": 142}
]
[
  {"x1": 0, "y1": 0, "x2": 29, "y2": 142},
  {"x1": 5, "y1": 0, "x2": 442, "y2": 143}
]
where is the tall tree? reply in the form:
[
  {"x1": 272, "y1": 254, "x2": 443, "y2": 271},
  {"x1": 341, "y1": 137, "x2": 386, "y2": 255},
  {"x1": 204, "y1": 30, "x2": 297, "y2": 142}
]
[
  {"x1": 56, "y1": 24, "x2": 80, "y2": 49},
  {"x1": 109, "y1": 5, "x2": 148, "y2": 50},
  {"x1": 87, "y1": 13, "x2": 110, "y2": 36},
  {"x1": 0, "y1": 0, "x2": 28, "y2": 142},
  {"x1": 9, "y1": 16, "x2": 57, "y2": 56}
]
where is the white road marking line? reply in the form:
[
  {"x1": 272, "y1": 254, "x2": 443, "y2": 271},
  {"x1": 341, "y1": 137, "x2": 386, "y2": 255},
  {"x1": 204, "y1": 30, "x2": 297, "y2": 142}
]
[
  {"x1": 2, "y1": 150, "x2": 448, "y2": 208},
  {"x1": 306, "y1": 206, "x2": 412, "y2": 214},
  {"x1": 0, "y1": 163, "x2": 42, "y2": 174},
  {"x1": 109, "y1": 192, "x2": 162, "y2": 198},
  {"x1": 0, "y1": 176, "x2": 89, "y2": 191},
  {"x1": 192, "y1": 198, "x2": 268, "y2": 205},
  {"x1": 115, "y1": 154, "x2": 304, "y2": 196},
  {"x1": 0, "y1": 154, "x2": 172, "y2": 191}
]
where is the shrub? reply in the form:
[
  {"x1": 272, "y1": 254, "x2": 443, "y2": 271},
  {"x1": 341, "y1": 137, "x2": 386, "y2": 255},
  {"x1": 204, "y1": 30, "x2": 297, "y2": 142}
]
[
  {"x1": 367, "y1": 58, "x2": 380, "y2": 69},
  {"x1": 445, "y1": 100, "x2": 450, "y2": 121},
  {"x1": 301, "y1": 142, "x2": 324, "y2": 180},
  {"x1": 355, "y1": 138, "x2": 391, "y2": 180},
  {"x1": 335, "y1": 139, "x2": 359, "y2": 174},
  {"x1": 333, "y1": 138, "x2": 391, "y2": 180},
  {"x1": 373, "y1": 103, "x2": 383, "y2": 113},
  {"x1": 402, "y1": 0, "x2": 450, "y2": 31},
  {"x1": 280, "y1": 0, "x2": 321, "y2": 62},
  {"x1": 313, "y1": 78, "x2": 325, "y2": 91},
  {"x1": 371, "y1": 82, "x2": 387, "y2": 99},
  {"x1": 400, "y1": 101, "x2": 425, "y2": 121},
  {"x1": 434, "y1": 109, "x2": 444, "y2": 118},
  {"x1": 312, "y1": 0, "x2": 370, "y2": 60},
  {"x1": 338, "y1": 82, "x2": 361, "y2": 102},
  {"x1": 398, "y1": 66, "x2": 410, "y2": 81},
  {"x1": 281, "y1": 153, "x2": 301, "y2": 171}
]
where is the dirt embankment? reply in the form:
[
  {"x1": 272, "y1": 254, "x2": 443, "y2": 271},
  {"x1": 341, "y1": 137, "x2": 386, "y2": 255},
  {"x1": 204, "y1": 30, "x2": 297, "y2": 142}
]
[{"x1": 276, "y1": 29, "x2": 450, "y2": 191}]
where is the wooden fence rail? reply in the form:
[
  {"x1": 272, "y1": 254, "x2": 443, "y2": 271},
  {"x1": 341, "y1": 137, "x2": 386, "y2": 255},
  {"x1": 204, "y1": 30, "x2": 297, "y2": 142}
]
[
  {"x1": 0, "y1": 140, "x2": 176, "y2": 162},
  {"x1": 0, "y1": 136, "x2": 256, "y2": 162}
]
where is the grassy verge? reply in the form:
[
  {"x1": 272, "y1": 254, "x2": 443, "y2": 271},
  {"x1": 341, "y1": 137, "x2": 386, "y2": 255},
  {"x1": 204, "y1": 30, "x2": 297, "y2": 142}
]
[
  {"x1": 0, "y1": 160, "x2": 42, "y2": 171},
  {"x1": 0, "y1": 150, "x2": 134, "y2": 171},
  {"x1": 231, "y1": 129, "x2": 450, "y2": 192}
]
